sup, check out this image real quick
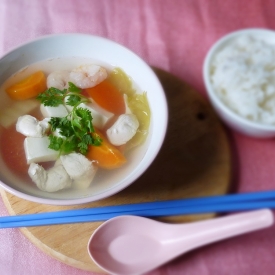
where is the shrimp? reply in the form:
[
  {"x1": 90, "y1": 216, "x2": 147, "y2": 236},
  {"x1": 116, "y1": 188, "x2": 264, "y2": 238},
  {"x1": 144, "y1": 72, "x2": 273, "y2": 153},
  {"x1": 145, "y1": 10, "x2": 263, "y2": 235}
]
[
  {"x1": 69, "y1": 64, "x2": 108, "y2": 89},
  {"x1": 47, "y1": 70, "x2": 70, "y2": 90}
]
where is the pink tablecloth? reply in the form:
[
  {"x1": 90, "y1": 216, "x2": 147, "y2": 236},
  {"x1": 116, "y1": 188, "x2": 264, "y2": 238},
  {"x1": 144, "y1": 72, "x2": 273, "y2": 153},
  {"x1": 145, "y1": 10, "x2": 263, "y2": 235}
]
[{"x1": 1, "y1": 0, "x2": 275, "y2": 274}]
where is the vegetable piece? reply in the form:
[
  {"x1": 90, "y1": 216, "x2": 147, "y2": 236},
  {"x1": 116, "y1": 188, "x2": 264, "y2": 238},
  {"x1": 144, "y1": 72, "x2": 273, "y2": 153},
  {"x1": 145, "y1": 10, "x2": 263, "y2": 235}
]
[
  {"x1": 6, "y1": 71, "x2": 47, "y2": 100},
  {"x1": 86, "y1": 130, "x2": 126, "y2": 169},
  {"x1": 126, "y1": 92, "x2": 151, "y2": 150},
  {"x1": 0, "y1": 99, "x2": 39, "y2": 128},
  {"x1": 84, "y1": 79, "x2": 125, "y2": 115},
  {"x1": 108, "y1": 67, "x2": 136, "y2": 97},
  {"x1": 107, "y1": 68, "x2": 151, "y2": 150}
]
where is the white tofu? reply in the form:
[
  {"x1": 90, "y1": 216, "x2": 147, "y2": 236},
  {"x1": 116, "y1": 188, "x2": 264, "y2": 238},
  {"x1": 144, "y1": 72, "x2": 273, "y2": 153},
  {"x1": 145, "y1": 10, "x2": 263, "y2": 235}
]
[
  {"x1": 65, "y1": 101, "x2": 114, "y2": 129},
  {"x1": 60, "y1": 152, "x2": 97, "y2": 189},
  {"x1": 24, "y1": 136, "x2": 59, "y2": 164},
  {"x1": 40, "y1": 104, "x2": 68, "y2": 118},
  {"x1": 87, "y1": 103, "x2": 114, "y2": 129},
  {"x1": 107, "y1": 114, "x2": 139, "y2": 146},
  {"x1": 28, "y1": 162, "x2": 72, "y2": 192},
  {"x1": 16, "y1": 115, "x2": 50, "y2": 137}
]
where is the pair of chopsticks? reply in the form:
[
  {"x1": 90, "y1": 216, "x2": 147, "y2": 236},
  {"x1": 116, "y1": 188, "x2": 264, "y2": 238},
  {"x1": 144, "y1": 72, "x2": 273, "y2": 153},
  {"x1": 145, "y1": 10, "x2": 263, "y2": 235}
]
[{"x1": 1, "y1": 190, "x2": 275, "y2": 228}]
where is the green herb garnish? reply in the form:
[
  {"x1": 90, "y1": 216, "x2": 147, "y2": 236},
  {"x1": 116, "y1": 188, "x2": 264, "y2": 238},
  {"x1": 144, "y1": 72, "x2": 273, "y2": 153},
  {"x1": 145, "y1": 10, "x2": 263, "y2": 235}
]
[
  {"x1": 36, "y1": 82, "x2": 102, "y2": 155},
  {"x1": 36, "y1": 82, "x2": 87, "y2": 107}
]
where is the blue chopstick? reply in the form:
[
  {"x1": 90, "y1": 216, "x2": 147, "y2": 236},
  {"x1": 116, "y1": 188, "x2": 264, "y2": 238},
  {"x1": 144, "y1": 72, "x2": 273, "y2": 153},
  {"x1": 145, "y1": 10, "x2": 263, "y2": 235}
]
[
  {"x1": 1, "y1": 200, "x2": 275, "y2": 228},
  {"x1": 0, "y1": 190, "x2": 275, "y2": 223},
  {"x1": 1, "y1": 189, "x2": 275, "y2": 224},
  {"x1": 1, "y1": 190, "x2": 275, "y2": 228}
]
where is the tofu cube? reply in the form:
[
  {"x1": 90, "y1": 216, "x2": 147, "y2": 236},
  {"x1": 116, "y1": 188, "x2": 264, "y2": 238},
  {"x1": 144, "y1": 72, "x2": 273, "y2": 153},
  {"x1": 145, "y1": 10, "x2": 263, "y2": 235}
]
[
  {"x1": 24, "y1": 137, "x2": 59, "y2": 164},
  {"x1": 40, "y1": 104, "x2": 68, "y2": 118},
  {"x1": 65, "y1": 98, "x2": 114, "y2": 129},
  {"x1": 78, "y1": 103, "x2": 114, "y2": 129}
]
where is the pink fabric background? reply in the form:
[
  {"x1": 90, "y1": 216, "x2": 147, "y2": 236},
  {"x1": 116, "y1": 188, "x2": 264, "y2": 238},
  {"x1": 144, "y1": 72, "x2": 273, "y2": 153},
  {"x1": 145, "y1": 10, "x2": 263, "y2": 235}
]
[{"x1": 1, "y1": 0, "x2": 275, "y2": 274}]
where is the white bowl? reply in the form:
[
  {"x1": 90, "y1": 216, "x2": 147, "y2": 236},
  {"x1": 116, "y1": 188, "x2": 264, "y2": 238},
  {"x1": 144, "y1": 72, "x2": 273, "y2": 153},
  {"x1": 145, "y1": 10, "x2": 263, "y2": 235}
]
[
  {"x1": 203, "y1": 28, "x2": 275, "y2": 138},
  {"x1": 0, "y1": 34, "x2": 168, "y2": 205}
]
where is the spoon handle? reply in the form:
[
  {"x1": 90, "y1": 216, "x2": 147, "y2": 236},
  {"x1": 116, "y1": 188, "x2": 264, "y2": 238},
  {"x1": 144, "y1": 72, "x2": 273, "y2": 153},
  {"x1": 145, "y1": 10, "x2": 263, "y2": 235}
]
[{"x1": 175, "y1": 209, "x2": 273, "y2": 252}]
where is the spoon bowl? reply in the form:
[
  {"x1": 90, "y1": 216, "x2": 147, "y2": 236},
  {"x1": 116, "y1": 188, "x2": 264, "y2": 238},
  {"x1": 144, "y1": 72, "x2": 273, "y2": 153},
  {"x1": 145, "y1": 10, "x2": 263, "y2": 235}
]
[{"x1": 88, "y1": 209, "x2": 273, "y2": 275}]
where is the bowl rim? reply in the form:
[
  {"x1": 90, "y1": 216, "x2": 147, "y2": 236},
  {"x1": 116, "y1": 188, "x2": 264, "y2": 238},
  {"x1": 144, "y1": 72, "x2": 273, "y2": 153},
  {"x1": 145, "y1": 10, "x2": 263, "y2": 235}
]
[
  {"x1": 203, "y1": 27, "x2": 275, "y2": 132},
  {"x1": 0, "y1": 33, "x2": 168, "y2": 205}
]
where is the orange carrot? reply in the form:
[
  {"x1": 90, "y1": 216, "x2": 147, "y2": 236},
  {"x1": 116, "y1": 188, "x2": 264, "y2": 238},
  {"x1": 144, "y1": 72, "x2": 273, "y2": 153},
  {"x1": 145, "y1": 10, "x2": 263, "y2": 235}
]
[
  {"x1": 6, "y1": 71, "x2": 47, "y2": 100},
  {"x1": 86, "y1": 130, "x2": 126, "y2": 169},
  {"x1": 84, "y1": 79, "x2": 125, "y2": 115}
]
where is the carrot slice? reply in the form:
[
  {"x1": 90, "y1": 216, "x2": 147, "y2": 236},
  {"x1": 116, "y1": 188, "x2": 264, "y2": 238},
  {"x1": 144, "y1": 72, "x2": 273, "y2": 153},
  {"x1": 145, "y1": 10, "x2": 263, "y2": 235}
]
[
  {"x1": 84, "y1": 79, "x2": 125, "y2": 115},
  {"x1": 86, "y1": 130, "x2": 126, "y2": 169},
  {"x1": 6, "y1": 71, "x2": 47, "y2": 100}
]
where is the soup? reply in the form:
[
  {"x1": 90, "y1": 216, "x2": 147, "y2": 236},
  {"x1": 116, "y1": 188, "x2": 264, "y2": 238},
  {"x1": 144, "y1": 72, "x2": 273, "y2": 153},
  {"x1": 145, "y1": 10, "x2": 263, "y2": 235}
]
[{"x1": 0, "y1": 57, "x2": 150, "y2": 194}]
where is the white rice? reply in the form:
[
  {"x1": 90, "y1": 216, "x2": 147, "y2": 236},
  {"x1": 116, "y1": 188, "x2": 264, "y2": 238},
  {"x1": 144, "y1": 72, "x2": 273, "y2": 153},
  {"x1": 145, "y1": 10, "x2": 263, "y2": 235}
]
[{"x1": 210, "y1": 35, "x2": 275, "y2": 125}]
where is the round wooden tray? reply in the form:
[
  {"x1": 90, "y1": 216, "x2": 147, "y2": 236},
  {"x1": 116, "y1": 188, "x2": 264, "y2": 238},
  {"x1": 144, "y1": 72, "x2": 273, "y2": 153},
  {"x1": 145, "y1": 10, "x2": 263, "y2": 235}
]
[{"x1": 0, "y1": 68, "x2": 232, "y2": 273}]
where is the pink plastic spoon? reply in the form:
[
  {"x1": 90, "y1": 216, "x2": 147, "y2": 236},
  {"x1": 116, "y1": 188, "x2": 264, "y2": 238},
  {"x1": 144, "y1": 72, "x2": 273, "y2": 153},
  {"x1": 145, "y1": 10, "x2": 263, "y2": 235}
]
[{"x1": 88, "y1": 209, "x2": 273, "y2": 275}]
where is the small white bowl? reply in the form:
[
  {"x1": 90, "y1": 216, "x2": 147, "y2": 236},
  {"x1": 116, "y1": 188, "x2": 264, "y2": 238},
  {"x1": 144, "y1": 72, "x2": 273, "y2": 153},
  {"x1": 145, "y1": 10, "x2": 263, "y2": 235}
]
[
  {"x1": 203, "y1": 28, "x2": 275, "y2": 138},
  {"x1": 0, "y1": 34, "x2": 168, "y2": 205}
]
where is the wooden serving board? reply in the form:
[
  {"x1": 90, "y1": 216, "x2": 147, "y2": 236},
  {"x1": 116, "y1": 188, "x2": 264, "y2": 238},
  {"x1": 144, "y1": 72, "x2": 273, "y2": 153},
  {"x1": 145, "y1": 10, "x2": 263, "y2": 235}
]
[{"x1": 0, "y1": 68, "x2": 232, "y2": 273}]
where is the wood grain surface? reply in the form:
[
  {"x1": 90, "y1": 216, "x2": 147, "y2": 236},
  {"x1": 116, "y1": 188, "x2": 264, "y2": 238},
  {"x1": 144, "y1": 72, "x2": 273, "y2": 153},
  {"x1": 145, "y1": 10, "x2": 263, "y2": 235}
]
[{"x1": 0, "y1": 68, "x2": 232, "y2": 273}]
